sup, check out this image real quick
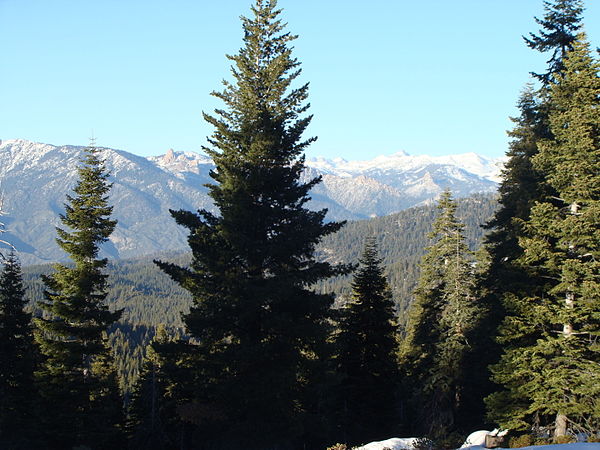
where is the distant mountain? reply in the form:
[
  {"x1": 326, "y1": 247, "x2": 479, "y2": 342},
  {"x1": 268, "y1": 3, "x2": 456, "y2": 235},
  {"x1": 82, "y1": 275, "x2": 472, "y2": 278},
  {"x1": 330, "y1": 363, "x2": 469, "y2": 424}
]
[
  {"x1": 152, "y1": 147, "x2": 504, "y2": 217},
  {"x1": 0, "y1": 139, "x2": 503, "y2": 264}
]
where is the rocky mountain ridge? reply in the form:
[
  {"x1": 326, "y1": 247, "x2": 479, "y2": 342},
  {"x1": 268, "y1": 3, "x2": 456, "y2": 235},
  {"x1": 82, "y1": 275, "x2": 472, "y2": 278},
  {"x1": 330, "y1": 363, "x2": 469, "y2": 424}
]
[{"x1": 0, "y1": 139, "x2": 503, "y2": 264}]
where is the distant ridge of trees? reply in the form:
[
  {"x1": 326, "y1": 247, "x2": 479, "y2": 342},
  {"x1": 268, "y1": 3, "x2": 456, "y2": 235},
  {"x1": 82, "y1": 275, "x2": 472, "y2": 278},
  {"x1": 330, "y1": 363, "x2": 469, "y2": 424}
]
[{"x1": 19, "y1": 192, "x2": 498, "y2": 394}]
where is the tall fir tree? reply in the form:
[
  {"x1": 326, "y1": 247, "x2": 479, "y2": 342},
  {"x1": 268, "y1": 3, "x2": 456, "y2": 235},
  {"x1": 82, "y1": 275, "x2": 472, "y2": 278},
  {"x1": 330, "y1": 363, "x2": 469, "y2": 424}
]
[
  {"x1": 482, "y1": 0, "x2": 585, "y2": 334},
  {"x1": 400, "y1": 190, "x2": 483, "y2": 439},
  {"x1": 483, "y1": 0, "x2": 584, "y2": 287},
  {"x1": 335, "y1": 238, "x2": 399, "y2": 446},
  {"x1": 480, "y1": 0, "x2": 585, "y2": 429},
  {"x1": 0, "y1": 250, "x2": 37, "y2": 449},
  {"x1": 524, "y1": 0, "x2": 584, "y2": 84},
  {"x1": 155, "y1": 1, "x2": 348, "y2": 448},
  {"x1": 34, "y1": 143, "x2": 124, "y2": 448},
  {"x1": 488, "y1": 35, "x2": 600, "y2": 437}
]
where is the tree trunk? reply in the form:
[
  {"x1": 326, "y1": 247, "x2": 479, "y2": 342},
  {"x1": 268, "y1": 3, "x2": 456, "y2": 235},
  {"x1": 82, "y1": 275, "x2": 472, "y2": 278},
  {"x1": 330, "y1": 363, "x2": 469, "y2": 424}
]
[
  {"x1": 553, "y1": 202, "x2": 579, "y2": 438},
  {"x1": 555, "y1": 413, "x2": 568, "y2": 437}
]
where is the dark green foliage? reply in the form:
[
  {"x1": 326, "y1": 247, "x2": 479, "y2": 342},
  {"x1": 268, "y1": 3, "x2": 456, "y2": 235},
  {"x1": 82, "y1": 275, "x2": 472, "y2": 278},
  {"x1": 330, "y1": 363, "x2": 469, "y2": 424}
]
[
  {"x1": 155, "y1": 2, "x2": 348, "y2": 447},
  {"x1": 24, "y1": 254, "x2": 191, "y2": 394},
  {"x1": 401, "y1": 191, "x2": 484, "y2": 438},
  {"x1": 476, "y1": 87, "x2": 553, "y2": 432},
  {"x1": 335, "y1": 238, "x2": 399, "y2": 445},
  {"x1": 126, "y1": 326, "x2": 176, "y2": 450},
  {"x1": 482, "y1": 0, "x2": 587, "y2": 434},
  {"x1": 34, "y1": 144, "x2": 124, "y2": 448},
  {"x1": 21, "y1": 194, "x2": 497, "y2": 402},
  {"x1": 0, "y1": 251, "x2": 36, "y2": 448},
  {"x1": 524, "y1": 0, "x2": 584, "y2": 84},
  {"x1": 318, "y1": 193, "x2": 498, "y2": 324},
  {"x1": 488, "y1": 36, "x2": 600, "y2": 436},
  {"x1": 483, "y1": 0, "x2": 585, "y2": 325}
]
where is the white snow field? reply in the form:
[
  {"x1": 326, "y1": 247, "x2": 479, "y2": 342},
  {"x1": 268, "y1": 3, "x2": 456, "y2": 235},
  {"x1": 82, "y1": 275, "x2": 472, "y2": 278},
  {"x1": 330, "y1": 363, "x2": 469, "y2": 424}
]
[{"x1": 356, "y1": 433, "x2": 600, "y2": 450}]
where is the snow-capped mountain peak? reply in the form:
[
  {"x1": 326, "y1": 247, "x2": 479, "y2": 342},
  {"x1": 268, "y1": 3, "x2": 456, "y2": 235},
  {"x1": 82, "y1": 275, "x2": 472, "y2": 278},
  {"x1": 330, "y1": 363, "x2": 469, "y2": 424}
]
[
  {"x1": 0, "y1": 139, "x2": 502, "y2": 264},
  {"x1": 305, "y1": 150, "x2": 504, "y2": 183}
]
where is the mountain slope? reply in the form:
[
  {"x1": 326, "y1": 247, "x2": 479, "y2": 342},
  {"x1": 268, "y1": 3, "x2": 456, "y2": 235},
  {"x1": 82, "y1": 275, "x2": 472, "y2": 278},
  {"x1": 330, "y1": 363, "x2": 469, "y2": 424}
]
[{"x1": 0, "y1": 139, "x2": 502, "y2": 264}]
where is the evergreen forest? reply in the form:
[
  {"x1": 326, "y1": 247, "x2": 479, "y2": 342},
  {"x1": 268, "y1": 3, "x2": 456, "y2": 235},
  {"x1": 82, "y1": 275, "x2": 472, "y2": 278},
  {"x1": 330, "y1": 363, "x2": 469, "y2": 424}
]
[{"x1": 0, "y1": 0, "x2": 598, "y2": 448}]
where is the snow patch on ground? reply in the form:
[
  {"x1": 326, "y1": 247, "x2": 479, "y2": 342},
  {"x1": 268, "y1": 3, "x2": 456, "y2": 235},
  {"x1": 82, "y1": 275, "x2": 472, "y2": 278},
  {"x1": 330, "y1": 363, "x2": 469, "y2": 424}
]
[
  {"x1": 357, "y1": 436, "x2": 600, "y2": 450},
  {"x1": 460, "y1": 429, "x2": 508, "y2": 448},
  {"x1": 356, "y1": 437, "x2": 419, "y2": 450},
  {"x1": 471, "y1": 445, "x2": 600, "y2": 450}
]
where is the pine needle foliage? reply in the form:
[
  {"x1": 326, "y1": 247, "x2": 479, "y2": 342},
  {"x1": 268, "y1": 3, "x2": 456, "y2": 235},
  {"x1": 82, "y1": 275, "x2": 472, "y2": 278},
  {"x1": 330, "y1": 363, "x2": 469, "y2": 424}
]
[
  {"x1": 335, "y1": 238, "x2": 399, "y2": 445},
  {"x1": 0, "y1": 251, "x2": 36, "y2": 448},
  {"x1": 488, "y1": 35, "x2": 600, "y2": 436},
  {"x1": 482, "y1": 0, "x2": 586, "y2": 433},
  {"x1": 401, "y1": 190, "x2": 483, "y2": 438},
  {"x1": 155, "y1": 1, "x2": 349, "y2": 448},
  {"x1": 34, "y1": 144, "x2": 123, "y2": 448},
  {"x1": 524, "y1": 0, "x2": 584, "y2": 84},
  {"x1": 126, "y1": 326, "x2": 174, "y2": 450}
]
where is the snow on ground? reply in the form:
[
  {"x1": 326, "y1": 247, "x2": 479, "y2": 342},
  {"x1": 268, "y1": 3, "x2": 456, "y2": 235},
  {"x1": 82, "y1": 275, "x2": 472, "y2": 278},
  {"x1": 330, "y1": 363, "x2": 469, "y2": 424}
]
[
  {"x1": 355, "y1": 437, "x2": 419, "y2": 449},
  {"x1": 460, "y1": 429, "x2": 508, "y2": 448},
  {"x1": 465, "y1": 445, "x2": 600, "y2": 450},
  {"x1": 356, "y1": 436, "x2": 600, "y2": 450}
]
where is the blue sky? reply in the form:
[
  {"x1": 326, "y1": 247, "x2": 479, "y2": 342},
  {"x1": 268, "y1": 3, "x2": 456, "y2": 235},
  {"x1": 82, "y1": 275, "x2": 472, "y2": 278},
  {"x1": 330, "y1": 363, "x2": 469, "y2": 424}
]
[{"x1": 1, "y1": 0, "x2": 598, "y2": 160}]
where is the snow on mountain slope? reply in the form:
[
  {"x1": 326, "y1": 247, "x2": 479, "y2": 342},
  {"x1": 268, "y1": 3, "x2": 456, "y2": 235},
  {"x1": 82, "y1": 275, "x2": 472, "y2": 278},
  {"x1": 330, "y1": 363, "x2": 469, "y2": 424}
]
[
  {"x1": 0, "y1": 139, "x2": 213, "y2": 264},
  {"x1": 0, "y1": 139, "x2": 502, "y2": 264},
  {"x1": 306, "y1": 151, "x2": 504, "y2": 183},
  {"x1": 151, "y1": 147, "x2": 504, "y2": 215}
]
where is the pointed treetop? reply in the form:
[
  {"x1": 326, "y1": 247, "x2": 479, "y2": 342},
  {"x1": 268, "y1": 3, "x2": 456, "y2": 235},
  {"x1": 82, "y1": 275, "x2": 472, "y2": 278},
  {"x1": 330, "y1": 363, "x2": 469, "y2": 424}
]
[{"x1": 524, "y1": 0, "x2": 584, "y2": 85}]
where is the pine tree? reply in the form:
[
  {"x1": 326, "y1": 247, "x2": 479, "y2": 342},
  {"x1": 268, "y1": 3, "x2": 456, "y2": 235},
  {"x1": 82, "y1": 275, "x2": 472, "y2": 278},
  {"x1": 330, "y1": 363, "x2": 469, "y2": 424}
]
[
  {"x1": 524, "y1": 0, "x2": 584, "y2": 84},
  {"x1": 335, "y1": 238, "x2": 398, "y2": 445},
  {"x1": 34, "y1": 143, "x2": 124, "y2": 448},
  {"x1": 488, "y1": 35, "x2": 600, "y2": 437},
  {"x1": 126, "y1": 326, "x2": 173, "y2": 450},
  {"x1": 401, "y1": 190, "x2": 482, "y2": 439},
  {"x1": 155, "y1": 1, "x2": 348, "y2": 448},
  {"x1": 484, "y1": 0, "x2": 585, "y2": 277},
  {"x1": 0, "y1": 251, "x2": 36, "y2": 448},
  {"x1": 482, "y1": 0, "x2": 585, "y2": 328},
  {"x1": 481, "y1": 0, "x2": 585, "y2": 431}
]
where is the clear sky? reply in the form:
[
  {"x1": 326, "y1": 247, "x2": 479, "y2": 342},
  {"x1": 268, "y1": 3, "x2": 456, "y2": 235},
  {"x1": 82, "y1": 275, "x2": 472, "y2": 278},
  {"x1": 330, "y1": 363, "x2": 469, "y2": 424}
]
[{"x1": 1, "y1": 1, "x2": 598, "y2": 160}]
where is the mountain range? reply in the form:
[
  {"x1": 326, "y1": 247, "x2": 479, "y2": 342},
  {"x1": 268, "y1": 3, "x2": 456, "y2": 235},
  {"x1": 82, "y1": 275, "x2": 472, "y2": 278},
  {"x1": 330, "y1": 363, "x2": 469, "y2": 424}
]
[{"x1": 0, "y1": 139, "x2": 504, "y2": 264}]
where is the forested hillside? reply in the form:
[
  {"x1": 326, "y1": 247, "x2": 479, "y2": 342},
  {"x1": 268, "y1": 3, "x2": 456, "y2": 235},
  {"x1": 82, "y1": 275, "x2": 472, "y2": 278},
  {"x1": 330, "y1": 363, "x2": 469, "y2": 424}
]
[
  {"x1": 23, "y1": 193, "x2": 497, "y2": 323},
  {"x1": 316, "y1": 193, "x2": 497, "y2": 318},
  {"x1": 20, "y1": 193, "x2": 497, "y2": 392}
]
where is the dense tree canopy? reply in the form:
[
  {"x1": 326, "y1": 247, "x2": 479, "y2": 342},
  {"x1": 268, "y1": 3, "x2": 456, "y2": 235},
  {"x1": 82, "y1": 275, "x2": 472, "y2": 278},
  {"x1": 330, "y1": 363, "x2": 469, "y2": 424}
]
[
  {"x1": 0, "y1": 251, "x2": 36, "y2": 448},
  {"x1": 155, "y1": 1, "x2": 348, "y2": 447},
  {"x1": 34, "y1": 144, "x2": 123, "y2": 448},
  {"x1": 335, "y1": 238, "x2": 398, "y2": 445},
  {"x1": 401, "y1": 191, "x2": 483, "y2": 439},
  {"x1": 489, "y1": 35, "x2": 600, "y2": 437}
]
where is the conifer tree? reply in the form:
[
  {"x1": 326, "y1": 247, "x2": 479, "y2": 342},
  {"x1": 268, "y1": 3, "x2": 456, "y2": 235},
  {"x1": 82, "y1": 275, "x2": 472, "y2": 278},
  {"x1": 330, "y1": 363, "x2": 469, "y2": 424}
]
[
  {"x1": 0, "y1": 251, "x2": 36, "y2": 448},
  {"x1": 488, "y1": 35, "x2": 600, "y2": 437},
  {"x1": 34, "y1": 143, "x2": 124, "y2": 448},
  {"x1": 127, "y1": 327, "x2": 172, "y2": 450},
  {"x1": 335, "y1": 238, "x2": 398, "y2": 446},
  {"x1": 155, "y1": 1, "x2": 348, "y2": 448},
  {"x1": 401, "y1": 190, "x2": 482, "y2": 438},
  {"x1": 483, "y1": 0, "x2": 584, "y2": 281},
  {"x1": 480, "y1": 0, "x2": 585, "y2": 428},
  {"x1": 482, "y1": 0, "x2": 585, "y2": 324},
  {"x1": 525, "y1": 0, "x2": 584, "y2": 84}
]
